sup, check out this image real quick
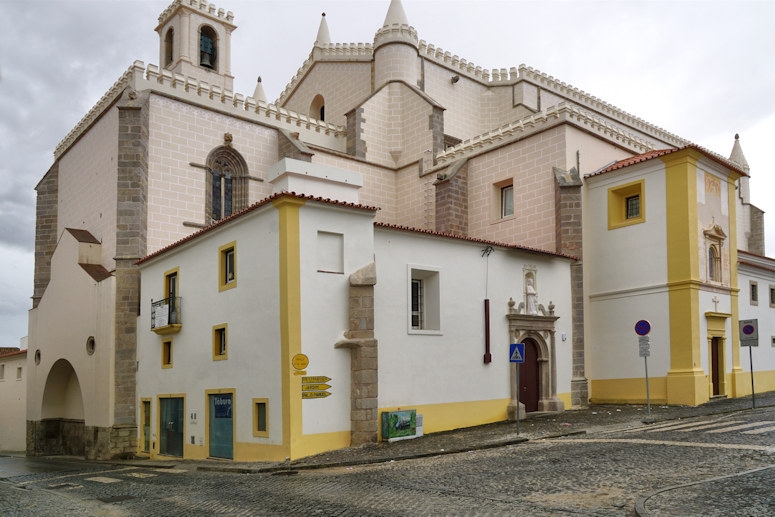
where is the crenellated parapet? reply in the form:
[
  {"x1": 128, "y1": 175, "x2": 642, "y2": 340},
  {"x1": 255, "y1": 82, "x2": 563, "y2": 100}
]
[
  {"x1": 418, "y1": 40, "x2": 518, "y2": 85},
  {"x1": 516, "y1": 65, "x2": 688, "y2": 148},
  {"x1": 54, "y1": 61, "x2": 346, "y2": 159},
  {"x1": 277, "y1": 43, "x2": 373, "y2": 106},
  {"x1": 373, "y1": 23, "x2": 419, "y2": 50},
  {"x1": 157, "y1": 0, "x2": 234, "y2": 25},
  {"x1": 434, "y1": 103, "x2": 656, "y2": 168}
]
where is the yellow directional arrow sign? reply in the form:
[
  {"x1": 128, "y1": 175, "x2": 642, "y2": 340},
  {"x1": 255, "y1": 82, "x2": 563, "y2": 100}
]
[
  {"x1": 302, "y1": 391, "x2": 331, "y2": 399},
  {"x1": 302, "y1": 384, "x2": 331, "y2": 391},
  {"x1": 302, "y1": 376, "x2": 331, "y2": 384}
]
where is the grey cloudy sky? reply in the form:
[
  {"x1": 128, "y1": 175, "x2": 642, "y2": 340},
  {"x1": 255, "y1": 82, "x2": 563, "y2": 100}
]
[{"x1": 1, "y1": 0, "x2": 773, "y2": 348}]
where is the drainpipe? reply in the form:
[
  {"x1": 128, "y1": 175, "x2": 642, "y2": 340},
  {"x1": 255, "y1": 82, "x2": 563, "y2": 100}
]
[{"x1": 482, "y1": 246, "x2": 494, "y2": 363}]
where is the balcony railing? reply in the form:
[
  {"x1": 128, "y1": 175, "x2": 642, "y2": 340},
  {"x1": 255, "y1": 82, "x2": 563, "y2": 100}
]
[{"x1": 151, "y1": 297, "x2": 182, "y2": 334}]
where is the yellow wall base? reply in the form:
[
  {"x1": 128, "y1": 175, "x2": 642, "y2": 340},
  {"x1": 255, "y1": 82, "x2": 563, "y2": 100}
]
[
  {"x1": 667, "y1": 368, "x2": 708, "y2": 406},
  {"x1": 380, "y1": 398, "x2": 510, "y2": 439},
  {"x1": 589, "y1": 377, "x2": 667, "y2": 405}
]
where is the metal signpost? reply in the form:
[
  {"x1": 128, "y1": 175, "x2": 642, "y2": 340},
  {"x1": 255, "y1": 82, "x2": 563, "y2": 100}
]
[
  {"x1": 635, "y1": 320, "x2": 652, "y2": 417},
  {"x1": 740, "y1": 319, "x2": 759, "y2": 408},
  {"x1": 509, "y1": 343, "x2": 525, "y2": 435}
]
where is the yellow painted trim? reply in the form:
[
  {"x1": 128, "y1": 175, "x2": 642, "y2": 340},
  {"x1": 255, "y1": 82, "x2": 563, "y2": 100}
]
[
  {"x1": 233, "y1": 442, "x2": 293, "y2": 462},
  {"x1": 161, "y1": 338, "x2": 173, "y2": 369},
  {"x1": 589, "y1": 377, "x2": 668, "y2": 405},
  {"x1": 661, "y1": 150, "x2": 706, "y2": 406},
  {"x1": 218, "y1": 241, "x2": 237, "y2": 292},
  {"x1": 607, "y1": 179, "x2": 645, "y2": 229},
  {"x1": 163, "y1": 266, "x2": 179, "y2": 297},
  {"x1": 204, "y1": 388, "x2": 236, "y2": 459},
  {"x1": 138, "y1": 398, "x2": 153, "y2": 456},
  {"x1": 726, "y1": 177, "x2": 742, "y2": 383},
  {"x1": 294, "y1": 431, "x2": 351, "y2": 459},
  {"x1": 212, "y1": 323, "x2": 228, "y2": 360},
  {"x1": 252, "y1": 397, "x2": 269, "y2": 438},
  {"x1": 273, "y1": 196, "x2": 306, "y2": 458},
  {"x1": 380, "y1": 398, "x2": 510, "y2": 438}
]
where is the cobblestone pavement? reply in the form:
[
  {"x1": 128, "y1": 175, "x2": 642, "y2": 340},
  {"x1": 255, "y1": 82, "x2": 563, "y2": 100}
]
[{"x1": 1, "y1": 392, "x2": 774, "y2": 516}]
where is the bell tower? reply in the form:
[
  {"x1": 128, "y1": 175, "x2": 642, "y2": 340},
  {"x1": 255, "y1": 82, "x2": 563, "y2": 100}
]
[{"x1": 155, "y1": 0, "x2": 236, "y2": 91}]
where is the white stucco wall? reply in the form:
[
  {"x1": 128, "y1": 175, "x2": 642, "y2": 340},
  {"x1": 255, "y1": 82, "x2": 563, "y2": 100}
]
[
  {"x1": 0, "y1": 351, "x2": 27, "y2": 451},
  {"x1": 27, "y1": 232, "x2": 116, "y2": 426},
  {"x1": 137, "y1": 204, "x2": 283, "y2": 448},
  {"x1": 374, "y1": 228, "x2": 574, "y2": 409}
]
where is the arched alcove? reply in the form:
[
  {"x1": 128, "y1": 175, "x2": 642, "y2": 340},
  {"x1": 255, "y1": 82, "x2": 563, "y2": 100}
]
[{"x1": 310, "y1": 94, "x2": 325, "y2": 121}]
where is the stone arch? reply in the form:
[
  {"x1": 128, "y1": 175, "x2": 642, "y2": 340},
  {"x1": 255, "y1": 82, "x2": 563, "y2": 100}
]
[
  {"x1": 199, "y1": 24, "x2": 218, "y2": 69},
  {"x1": 205, "y1": 145, "x2": 249, "y2": 222},
  {"x1": 164, "y1": 27, "x2": 174, "y2": 67},
  {"x1": 310, "y1": 94, "x2": 325, "y2": 122},
  {"x1": 30, "y1": 359, "x2": 85, "y2": 456}
]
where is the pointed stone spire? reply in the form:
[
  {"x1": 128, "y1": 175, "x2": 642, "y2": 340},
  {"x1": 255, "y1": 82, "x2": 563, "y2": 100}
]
[
  {"x1": 252, "y1": 76, "x2": 267, "y2": 103},
  {"x1": 729, "y1": 133, "x2": 750, "y2": 173},
  {"x1": 383, "y1": 0, "x2": 409, "y2": 27},
  {"x1": 315, "y1": 12, "x2": 331, "y2": 45}
]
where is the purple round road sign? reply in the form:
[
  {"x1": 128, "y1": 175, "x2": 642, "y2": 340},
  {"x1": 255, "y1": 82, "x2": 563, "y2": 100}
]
[{"x1": 635, "y1": 320, "x2": 651, "y2": 336}]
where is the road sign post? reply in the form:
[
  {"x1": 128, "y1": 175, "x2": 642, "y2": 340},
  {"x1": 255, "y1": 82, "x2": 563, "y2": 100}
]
[
  {"x1": 509, "y1": 343, "x2": 525, "y2": 435},
  {"x1": 635, "y1": 320, "x2": 652, "y2": 417},
  {"x1": 740, "y1": 319, "x2": 759, "y2": 408}
]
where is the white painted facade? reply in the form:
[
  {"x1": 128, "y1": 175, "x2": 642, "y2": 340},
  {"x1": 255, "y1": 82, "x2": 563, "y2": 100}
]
[{"x1": 0, "y1": 349, "x2": 27, "y2": 451}]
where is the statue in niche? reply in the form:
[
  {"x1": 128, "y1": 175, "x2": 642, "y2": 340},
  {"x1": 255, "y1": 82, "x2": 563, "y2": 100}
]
[{"x1": 526, "y1": 278, "x2": 538, "y2": 315}]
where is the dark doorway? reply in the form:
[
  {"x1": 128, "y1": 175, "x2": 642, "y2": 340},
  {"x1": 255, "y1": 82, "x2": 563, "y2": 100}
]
[
  {"x1": 160, "y1": 397, "x2": 184, "y2": 457},
  {"x1": 711, "y1": 337, "x2": 721, "y2": 396},
  {"x1": 519, "y1": 339, "x2": 540, "y2": 412}
]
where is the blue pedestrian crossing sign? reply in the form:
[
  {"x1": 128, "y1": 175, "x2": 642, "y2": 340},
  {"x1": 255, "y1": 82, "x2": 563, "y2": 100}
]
[{"x1": 509, "y1": 343, "x2": 526, "y2": 363}]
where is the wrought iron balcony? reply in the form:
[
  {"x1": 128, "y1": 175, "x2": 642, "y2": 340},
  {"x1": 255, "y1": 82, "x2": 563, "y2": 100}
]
[{"x1": 151, "y1": 297, "x2": 182, "y2": 335}]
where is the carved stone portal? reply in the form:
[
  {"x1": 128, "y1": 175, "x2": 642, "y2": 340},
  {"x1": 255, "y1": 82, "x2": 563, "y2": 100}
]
[{"x1": 506, "y1": 300, "x2": 565, "y2": 420}]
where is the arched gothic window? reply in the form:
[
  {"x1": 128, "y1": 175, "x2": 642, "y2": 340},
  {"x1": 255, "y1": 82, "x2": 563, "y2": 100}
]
[
  {"x1": 164, "y1": 28, "x2": 174, "y2": 67},
  {"x1": 200, "y1": 25, "x2": 217, "y2": 69},
  {"x1": 206, "y1": 146, "x2": 248, "y2": 222}
]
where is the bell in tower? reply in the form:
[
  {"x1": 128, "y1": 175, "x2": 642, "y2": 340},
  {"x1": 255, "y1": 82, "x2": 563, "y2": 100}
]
[{"x1": 155, "y1": 0, "x2": 236, "y2": 91}]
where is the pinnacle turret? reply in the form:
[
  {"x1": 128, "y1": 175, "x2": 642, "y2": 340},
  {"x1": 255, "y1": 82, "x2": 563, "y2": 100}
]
[
  {"x1": 252, "y1": 76, "x2": 267, "y2": 103},
  {"x1": 729, "y1": 133, "x2": 750, "y2": 173},
  {"x1": 382, "y1": 0, "x2": 409, "y2": 27},
  {"x1": 315, "y1": 12, "x2": 331, "y2": 45}
]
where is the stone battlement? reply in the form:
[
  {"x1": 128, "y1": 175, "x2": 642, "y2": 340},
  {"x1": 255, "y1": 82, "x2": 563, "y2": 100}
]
[
  {"x1": 54, "y1": 62, "x2": 345, "y2": 159},
  {"x1": 435, "y1": 103, "x2": 656, "y2": 167},
  {"x1": 418, "y1": 40, "x2": 519, "y2": 84},
  {"x1": 157, "y1": 0, "x2": 234, "y2": 25}
]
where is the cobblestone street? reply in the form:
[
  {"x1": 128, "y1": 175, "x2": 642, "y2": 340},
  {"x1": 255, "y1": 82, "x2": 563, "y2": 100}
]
[{"x1": 3, "y1": 395, "x2": 775, "y2": 516}]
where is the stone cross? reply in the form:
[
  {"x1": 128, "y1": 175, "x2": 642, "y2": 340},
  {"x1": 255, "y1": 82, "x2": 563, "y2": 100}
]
[{"x1": 712, "y1": 296, "x2": 720, "y2": 312}]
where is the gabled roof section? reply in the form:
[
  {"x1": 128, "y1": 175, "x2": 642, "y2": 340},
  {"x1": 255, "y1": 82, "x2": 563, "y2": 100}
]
[
  {"x1": 375, "y1": 223, "x2": 577, "y2": 261},
  {"x1": 79, "y1": 263, "x2": 113, "y2": 282},
  {"x1": 137, "y1": 192, "x2": 380, "y2": 265},
  {"x1": 586, "y1": 146, "x2": 749, "y2": 179},
  {"x1": 66, "y1": 228, "x2": 100, "y2": 244}
]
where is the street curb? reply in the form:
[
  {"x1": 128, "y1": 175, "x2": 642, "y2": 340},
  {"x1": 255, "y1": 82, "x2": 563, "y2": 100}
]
[{"x1": 634, "y1": 464, "x2": 775, "y2": 517}]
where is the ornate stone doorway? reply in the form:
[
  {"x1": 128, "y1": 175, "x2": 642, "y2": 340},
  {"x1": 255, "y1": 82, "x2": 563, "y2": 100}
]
[{"x1": 507, "y1": 300, "x2": 564, "y2": 419}]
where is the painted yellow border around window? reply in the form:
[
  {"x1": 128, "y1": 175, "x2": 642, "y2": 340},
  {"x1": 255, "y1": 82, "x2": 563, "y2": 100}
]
[
  {"x1": 608, "y1": 179, "x2": 645, "y2": 229},
  {"x1": 212, "y1": 323, "x2": 228, "y2": 361},
  {"x1": 252, "y1": 398, "x2": 270, "y2": 437},
  {"x1": 139, "y1": 398, "x2": 152, "y2": 455},
  {"x1": 218, "y1": 241, "x2": 237, "y2": 292},
  {"x1": 164, "y1": 266, "x2": 180, "y2": 296},
  {"x1": 162, "y1": 338, "x2": 173, "y2": 369}
]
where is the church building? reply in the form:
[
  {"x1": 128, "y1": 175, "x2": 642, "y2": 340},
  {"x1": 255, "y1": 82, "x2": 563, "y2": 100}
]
[{"x1": 26, "y1": 0, "x2": 770, "y2": 461}]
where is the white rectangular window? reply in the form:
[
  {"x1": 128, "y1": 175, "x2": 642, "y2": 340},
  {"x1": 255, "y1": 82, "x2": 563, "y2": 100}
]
[
  {"x1": 16, "y1": 366, "x2": 22, "y2": 380},
  {"x1": 769, "y1": 286, "x2": 775, "y2": 308},
  {"x1": 409, "y1": 266, "x2": 440, "y2": 333},
  {"x1": 501, "y1": 185, "x2": 514, "y2": 218},
  {"x1": 751, "y1": 281, "x2": 758, "y2": 305},
  {"x1": 0, "y1": 364, "x2": 4, "y2": 380},
  {"x1": 316, "y1": 231, "x2": 344, "y2": 274}
]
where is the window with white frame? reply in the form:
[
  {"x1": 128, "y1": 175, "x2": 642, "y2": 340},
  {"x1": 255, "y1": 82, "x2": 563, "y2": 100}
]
[
  {"x1": 501, "y1": 185, "x2": 514, "y2": 218},
  {"x1": 409, "y1": 267, "x2": 440, "y2": 332},
  {"x1": 750, "y1": 281, "x2": 758, "y2": 305},
  {"x1": 769, "y1": 285, "x2": 775, "y2": 308}
]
